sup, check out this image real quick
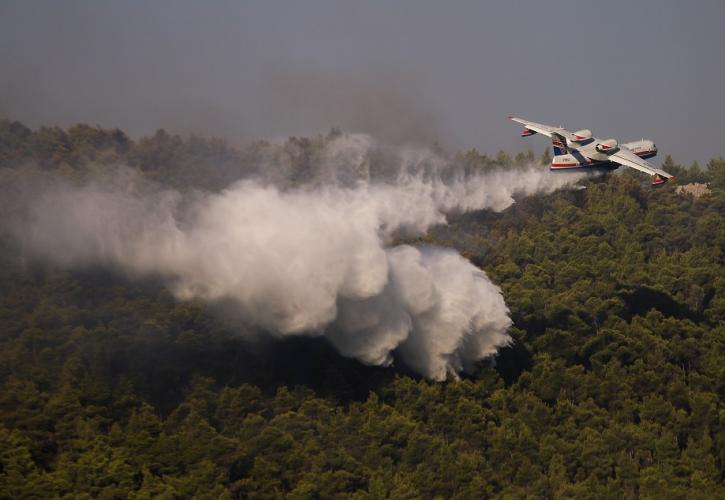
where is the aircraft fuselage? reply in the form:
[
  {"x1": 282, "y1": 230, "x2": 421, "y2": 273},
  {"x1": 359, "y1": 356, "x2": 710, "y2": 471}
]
[{"x1": 550, "y1": 139, "x2": 657, "y2": 172}]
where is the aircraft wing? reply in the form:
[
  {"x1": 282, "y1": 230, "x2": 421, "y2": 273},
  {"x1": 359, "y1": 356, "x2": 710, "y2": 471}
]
[
  {"x1": 509, "y1": 116, "x2": 576, "y2": 140},
  {"x1": 609, "y1": 147, "x2": 676, "y2": 184}
]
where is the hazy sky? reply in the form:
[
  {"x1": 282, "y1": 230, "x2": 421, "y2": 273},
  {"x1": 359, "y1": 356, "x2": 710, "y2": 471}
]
[{"x1": 1, "y1": 1, "x2": 723, "y2": 164}]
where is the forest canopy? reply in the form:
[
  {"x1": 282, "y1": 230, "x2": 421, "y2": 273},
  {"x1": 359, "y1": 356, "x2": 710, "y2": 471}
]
[{"x1": 0, "y1": 120, "x2": 723, "y2": 498}]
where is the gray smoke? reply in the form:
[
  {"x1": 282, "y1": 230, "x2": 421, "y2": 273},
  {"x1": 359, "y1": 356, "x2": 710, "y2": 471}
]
[
  {"x1": 250, "y1": 65, "x2": 443, "y2": 146},
  {"x1": 2, "y1": 134, "x2": 589, "y2": 380}
]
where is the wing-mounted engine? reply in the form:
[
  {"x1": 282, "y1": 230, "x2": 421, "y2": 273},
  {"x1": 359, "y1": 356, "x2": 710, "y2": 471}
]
[
  {"x1": 596, "y1": 139, "x2": 619, "y2": 153},
  {"x1": 572, "y1": 129, "x2": 592, "y2": 143},
  {"x1": 521, "y1": 128, "x2": 537, "y2": 137}
]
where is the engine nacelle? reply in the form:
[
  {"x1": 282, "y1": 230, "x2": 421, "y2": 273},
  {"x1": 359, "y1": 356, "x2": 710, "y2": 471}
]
[
  {"x1": 572, "y1": 129, "x2": 592, "y2": 142},
  {"x1": 596, "y1": 139, "x2": 618, "y2": 153},
  {"x1": 521, "y1": 128, "x2": 537, "y2": 137}
]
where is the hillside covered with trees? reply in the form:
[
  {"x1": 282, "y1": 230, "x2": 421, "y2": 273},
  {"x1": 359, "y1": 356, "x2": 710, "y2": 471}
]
[{"x1": 0, "y1": 121, "x2": 723, "y2": 498}]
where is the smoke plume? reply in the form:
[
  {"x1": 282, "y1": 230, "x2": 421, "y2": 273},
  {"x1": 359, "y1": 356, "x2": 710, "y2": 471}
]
[{"x1": 1, "y1": 134, "x2": 588, "y2": 380}]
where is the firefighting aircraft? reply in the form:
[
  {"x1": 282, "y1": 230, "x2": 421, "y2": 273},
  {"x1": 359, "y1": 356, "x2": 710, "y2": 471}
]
[{"x1": 509, "y1": 116, "x2": 675, "y2": 185}]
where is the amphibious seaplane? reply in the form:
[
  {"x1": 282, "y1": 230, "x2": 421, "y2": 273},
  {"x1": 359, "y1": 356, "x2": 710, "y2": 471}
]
[{"x1": 509, "y1": 116, "x2": 675, "y2": 185}]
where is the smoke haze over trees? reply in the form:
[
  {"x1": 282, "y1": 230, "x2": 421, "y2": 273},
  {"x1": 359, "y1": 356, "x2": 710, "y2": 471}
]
[
  {"x1": 0, "y1": 120, "x2": 723, "y2": 496},
  {"x1": 0, "y1": 128, "x2": 592, "y2": 380}
]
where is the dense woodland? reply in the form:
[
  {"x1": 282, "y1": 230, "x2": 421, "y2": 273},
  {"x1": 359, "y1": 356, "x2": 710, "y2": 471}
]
[{"x1": 0, "y1": 120, "x2": 723, "y2": 498}]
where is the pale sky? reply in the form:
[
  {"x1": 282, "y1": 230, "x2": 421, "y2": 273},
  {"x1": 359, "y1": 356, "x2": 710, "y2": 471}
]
[{"x1": 1, "y1": 1, "x2": 723, "y2": 165}]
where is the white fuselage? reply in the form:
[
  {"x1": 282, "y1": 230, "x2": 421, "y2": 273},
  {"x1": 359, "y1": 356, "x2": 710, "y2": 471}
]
[{"x1": 551, "y1": 139, "x2": 658, "y2": 171}]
